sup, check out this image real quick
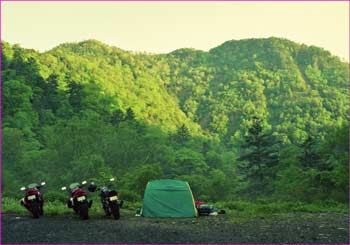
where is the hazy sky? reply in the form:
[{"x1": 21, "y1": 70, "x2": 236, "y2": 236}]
[{"x1": 2, "y1": 2, "x2": 349, "y2": 60}]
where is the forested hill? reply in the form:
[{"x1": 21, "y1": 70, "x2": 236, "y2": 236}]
[{"x1": 2, "y1": 37, "x2": 348, "y2": 204}]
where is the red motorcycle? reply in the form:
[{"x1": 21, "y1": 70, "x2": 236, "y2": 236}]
[
  {"x1": 61, "y1": 181, "x2": 92, "y2": 220},
  {"x1": 20, "y1": 182, "x2": 46, "y2": 218}
]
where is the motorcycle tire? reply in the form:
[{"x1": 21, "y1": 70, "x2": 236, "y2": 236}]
[
  {"x1": 31, "y1": 202, "x2": 40, "y2": 219},
  {"x1": 79, "y1": 202, "x2": 89, "y2": 220},
  {"x1": 103, "y1": 201, "x2": 111, "y2": 216},
  {"x1": 110, "y1": 202, "x2": 120, "y2": 220},
  {"x1": 104, "y1": 208, "x2": 111, "y2": 216}
]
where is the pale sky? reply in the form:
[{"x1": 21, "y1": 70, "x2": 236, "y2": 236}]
[{"x1": 2, "y1": 2, "x2": 349, "y2": 61}]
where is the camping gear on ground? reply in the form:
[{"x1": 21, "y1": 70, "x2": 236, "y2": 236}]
[
  {"x1": 141, "y1": 179, "x2": 198, "y2": 218},
  {"x1": 195, "y1": 201, "x2": 226, "y2": 216}
]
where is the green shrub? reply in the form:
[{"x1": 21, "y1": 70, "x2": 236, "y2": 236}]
[
  {"x1": 2, "y1": 197, "x2": 27, "y2": 214},
  {"x1": 44, "y1": 191, "x2": 67, "y2": 203},
  {"x1": 122, "y1": 201, "x2": 142, "y2": 210},
  {"x1": 119, "y1": 189, "x2": 140, "y2": 202}
]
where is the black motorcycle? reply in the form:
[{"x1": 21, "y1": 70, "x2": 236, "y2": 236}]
[
  {"x1": 61, "y1": 181, "x2": 92, "y2": 220},
  {"x1": 20, "y1": 182, "x2": 46, "y2": 218},
  {"x1": 89, "y1": 178, "x2": 122, "y2": 220}
]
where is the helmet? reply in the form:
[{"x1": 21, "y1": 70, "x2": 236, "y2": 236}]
[{"x1": 88, "y1": 182, "x2": 97, "y2": 192}]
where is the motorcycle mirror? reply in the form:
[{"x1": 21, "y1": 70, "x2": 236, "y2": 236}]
[
  {"x1": 20, "y1": 187, "x2": 26, "y2": 191},
  {"x1": 61, "y1": 187, "x2": 67, "y2": 191},
  {"x1": 110, "y1": 178, "x2": 115, "y2": 182},
  {"x1": 82, "y1": 180, "x2": 87, "y2": 185},
  {"x1": 41, "y1": 182, "x2": 46, "y2": 186}
]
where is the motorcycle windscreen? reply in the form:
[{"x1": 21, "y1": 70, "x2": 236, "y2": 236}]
[
  {"x1": 28, "y1": 183, "x2": 38, "y2": 189},
  {"x1": 69, "y1": 183, "x2": 80, "y2": 190}
]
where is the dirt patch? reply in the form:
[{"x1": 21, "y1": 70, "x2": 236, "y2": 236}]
[{"x1": 2, "y1": 211, "x2": 348, "y2": 244}]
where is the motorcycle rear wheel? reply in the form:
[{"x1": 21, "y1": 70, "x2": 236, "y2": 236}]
[
  {"x1": 79, "y1": 202, "x2": 89, "y2": 220},
  {"x1": 31, "y1": 202, "x2": 40, "y2": 219},
  {"x1": 110, "y1": 202, "x2": 120, "y2": 220}
]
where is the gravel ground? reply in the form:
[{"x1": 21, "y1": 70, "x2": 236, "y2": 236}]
[{"x1": 2, "y1": 211, "x2": 348, "y2": 244}]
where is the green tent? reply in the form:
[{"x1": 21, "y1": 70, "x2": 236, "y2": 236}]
[{"x1": 141, "y1": 179, "x2": 198, "y2": 218}]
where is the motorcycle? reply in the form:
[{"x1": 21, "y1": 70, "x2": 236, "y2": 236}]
[
  {"x1": 19, "y1": 182, "x2": 46, "y2": 218},
  {"x1": 88, "y1": 178, "x2": 123, "y2": 220},
  {"x1": 61, "y1": 181, "x2": 92, "y2": 220}
]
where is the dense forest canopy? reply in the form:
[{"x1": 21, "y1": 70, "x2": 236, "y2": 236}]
[{"x1": 2, "y1": 37, "x2": 348, "y2": 204}]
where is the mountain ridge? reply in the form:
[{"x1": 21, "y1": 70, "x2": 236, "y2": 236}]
[
  {"x1": 43, "y1": 37, "x2": 345, "y2": 62},
  {"x1": 3, "y1": 37, "x2": 348, "y2": 141}
]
